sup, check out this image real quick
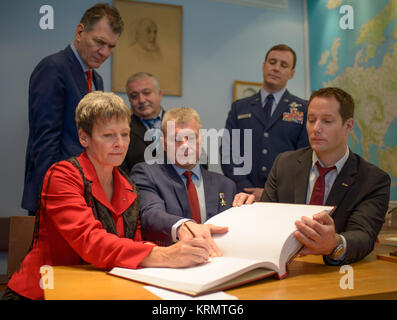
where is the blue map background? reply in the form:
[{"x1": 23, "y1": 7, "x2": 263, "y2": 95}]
[{"x1": 308, "y1": 0, "x2": 397, "y2": 201}]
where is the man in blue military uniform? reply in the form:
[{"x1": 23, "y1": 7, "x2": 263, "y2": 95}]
[{"x1": 221, "y1": 44, "x2": 309, "y2": 200}]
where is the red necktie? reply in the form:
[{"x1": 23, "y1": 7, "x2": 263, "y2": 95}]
[
  {"x1": 309, "y1": 161, "x2": 336, "y2": 205},
  {"x1": 183, "y1": 171, "x2": 201, "y2": 223},
  {"x1": 85, "y1": 70, "x2": 93, "y2": 93}
]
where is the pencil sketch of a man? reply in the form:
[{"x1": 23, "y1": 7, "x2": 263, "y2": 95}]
[{"x1": 130, "y1": 17, "x2": 163, "y2": 62}]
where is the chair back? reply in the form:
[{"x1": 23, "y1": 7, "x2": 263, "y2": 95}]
[
  {"x1": 0, "y1": 217, "x2": 10, "y2": 284},
  {"x1": 7, "y1": 216, "x2": 35, "y2": 278}
]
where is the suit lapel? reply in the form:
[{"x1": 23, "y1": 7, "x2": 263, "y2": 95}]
[
  {"x1": 92, "y1": 70, "x2": 103, "y2": 91},
  {"x1": 326, "y1": 151, "x2": 357, "y2": 206},
  {"x1": 202, "y1": 168, "x2": 218, "y2": 219},
  {"x1": 266, "y1": 90, "x2": 292, "y2": 130},
  {"x1": 131, "y1": 115, "x2": 151, "y2": 145},
  {"x1": 131, "y1": 109, "x2": 165, "y2": 146},
  {"x1": 64, "y1": 46, "x2": 88, "y2": 97},
  {"x1": 163, "y1": 164, "x2": 191, "y2": 217},
  {"x1": 248, "y1": 92, "x2": 267, "y2": 127},
  {"x1": 294, "y1": 148, "x2": 312, "y2": 203}
]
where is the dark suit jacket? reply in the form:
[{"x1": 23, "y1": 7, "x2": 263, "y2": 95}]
[
  {"x1": 221, "y1": 90, "x2": 309, "y2": 192},
  {"x1": 22, "y1": 45, "x2": 103, "y2": 212},
  {"x1": 261, "y1": 147, "x2": 391, "y2": 265},
  {"x1": 121, "y1": 113, "x2": 162, "y2": 175},
  {"x1": 131, "y1": 162, "x2": 237, "y2": 245}
]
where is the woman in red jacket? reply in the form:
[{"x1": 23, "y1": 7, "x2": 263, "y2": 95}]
[{"x1": 4, "y1": 91, "x2": 211, "y2": 300}]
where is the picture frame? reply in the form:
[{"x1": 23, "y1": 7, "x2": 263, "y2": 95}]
[
  {"x1": 112, "y1": 0, "x2": 183, "y2": 96},
  {"x1": 233, "y1": 80, "x2": 262, "y2": 101}
]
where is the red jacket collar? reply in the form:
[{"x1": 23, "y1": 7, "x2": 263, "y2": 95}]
[{"x1": 77, "y1": 152, "x2": 136, "y2": 216}]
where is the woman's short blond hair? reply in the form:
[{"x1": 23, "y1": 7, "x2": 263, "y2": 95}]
[
  {"x1": 75, "y1": 91, "x2": 131, "y2": 135},
  {"x1": 161, "y1": 107, "x2": 202, "y2": 133}
]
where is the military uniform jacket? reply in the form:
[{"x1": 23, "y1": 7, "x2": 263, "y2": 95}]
[{"x1": 221, "y1": 90, "x2": 309, "y2": 192}]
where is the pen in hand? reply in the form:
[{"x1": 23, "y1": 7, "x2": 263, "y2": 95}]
[
  {"x1": 183, "y1": 221, "x2": 196, "y2": 238},
  {"x1": 182, "y1": 222, "x2": 213, "y2": 262}
]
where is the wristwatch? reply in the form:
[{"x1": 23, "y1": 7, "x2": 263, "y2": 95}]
[{"x1": 329, "y1": 235, "x2": 345, "y2": 261}]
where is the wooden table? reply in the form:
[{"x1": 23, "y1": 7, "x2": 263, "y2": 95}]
[
  {"x1": 44, "y1": 250, "x2": 397, "y2": 300},
  {"x1": 45, "y1": 212, "x2": 397, "y2": 300}
]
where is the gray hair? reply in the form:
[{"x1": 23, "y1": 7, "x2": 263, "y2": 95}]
[{"x1": 125, "y1": 72, "x2": 160, "y2": 92}]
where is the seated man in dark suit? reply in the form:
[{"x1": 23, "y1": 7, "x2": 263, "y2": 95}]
[
  {"x1": 131, "y1": 107, "x2": 251, "y2": 257},
  {"x1": 242, "y1": 87, "x2": 390, "y2": 265}
]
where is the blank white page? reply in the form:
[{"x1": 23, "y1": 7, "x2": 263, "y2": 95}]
[{"x1": 207, "y1": 202, "x2": 334, "y2": 267}]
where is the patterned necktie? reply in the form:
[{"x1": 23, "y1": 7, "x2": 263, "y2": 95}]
[
  {"x1": 263, "y1": 94, "x2": 274, "y2": 124},
  {"x1": 309, "y1": 161, "x2": 337, "y2": 205},
  {"x1": 142, "y1": 116, "x2": 161, "y2": 129},
  {"x1": 183, "y1": 171, "x2": 201, "y2": 223},
  {"x1": 142, "y1": 116, "x2": 161, "y2": 142},
  {"x1": 85, "y1": 70, "x2": 93, "y2": 93}
]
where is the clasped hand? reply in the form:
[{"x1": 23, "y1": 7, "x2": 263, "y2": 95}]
[{"x1": 294, "y1": 211, "x2": 339, "y2": 256}]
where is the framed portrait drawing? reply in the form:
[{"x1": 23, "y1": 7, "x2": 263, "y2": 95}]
[
  {"x1": 113, "y1": 0, "x2": 183, "y2": 96},
  {"x1": 233, "y1": 80, "x2": 262, "y2": 101}
]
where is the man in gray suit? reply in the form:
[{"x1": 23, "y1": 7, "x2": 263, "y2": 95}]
[
  {"x1": 131, "y1": 107, "x2": 252, "y2": 257},
  {"x1": 258, "y1": 87, "x2": 390, "y2": 264}
]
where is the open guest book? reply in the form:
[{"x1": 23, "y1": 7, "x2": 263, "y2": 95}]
[{"x1": 109, "y1": 202, "x2": 335, "y2": 296}]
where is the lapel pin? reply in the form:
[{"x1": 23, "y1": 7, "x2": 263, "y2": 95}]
[
  {"x1": 219, "y1": 193, "x2": 226, "y2": 206},
  {"x1": 341, "y1": 182, "x2": 349, "y2": 187}
]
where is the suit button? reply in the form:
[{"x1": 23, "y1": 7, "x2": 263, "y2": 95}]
[
  {"x1": 264, "y1": 132, "x2": 269, "y2": 138},
  {"x1": 261, "y1": 166, "x2": 267, "y2": 172},
  {"x1": 262, "y1": 149, "x2": 268, "y2": 155}
]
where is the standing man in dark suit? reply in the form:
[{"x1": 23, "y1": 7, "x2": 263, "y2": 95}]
[
  {"x1": 121, "y1": 72, "x2": 164, "y2": 174},
  {"x1": 259, "y1": 87, "x2": 390, "y2": 264},
  {"x1": 221, "y1": 44, "x2": 309, "y2": 200},
  {"x1": 22, "y1": 3, "x2": 124, "y2": 215},
  {"x1": 131, "y1": 107, "x2": 252, "y2": 256}
]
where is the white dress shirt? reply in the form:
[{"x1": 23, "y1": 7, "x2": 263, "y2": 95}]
[
  {"x1": 260, "y1": 87, "x2": 286, "y2": 116},
  {"x1": 306, "y1": 147, "x2": 350, "y2": 263}
]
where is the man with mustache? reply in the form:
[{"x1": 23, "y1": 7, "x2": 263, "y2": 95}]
[
  {"x1": 121, "y1": 72, "x2": 164, "y2": 174},
  {"x1": 22, "y1": 3, "x2": 123, "y2": 215},
  {"x1": 221, "y1": 44, "x2": 309, "y2": 201}
]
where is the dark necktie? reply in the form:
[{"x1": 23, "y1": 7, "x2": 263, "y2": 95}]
[
  {"x1": 142, "y1": 117, "x2": 161, "y2": 142},
  {"x1": 85, "y1": 70, "x2": 93, "y2": 93},
  {"x1": 263, "y1": 94, "x2": 274, "y2": 124},
  {"x1": 142, "y1": 116, "x2": 161, "y2": 129},
  {"x1": 309, "y1": 161, "x2": 337, "y2": 205},
  {"x1": 183, "y1": 171, "x2": 201, "y2": 223}
]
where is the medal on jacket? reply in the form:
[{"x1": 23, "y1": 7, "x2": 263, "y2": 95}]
[
  {"x1": 282, "y1": 101, "x2": 304, "y2": 124},
  {"x1": 219, "y1": 193, "x2": 226, "y2": 206}
]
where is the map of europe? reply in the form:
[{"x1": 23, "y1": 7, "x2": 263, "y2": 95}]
[{"x1": 309, "y1": 0, "x2": 397, "y2": 201}]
